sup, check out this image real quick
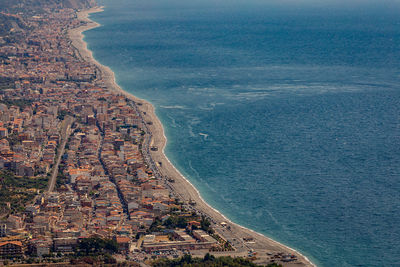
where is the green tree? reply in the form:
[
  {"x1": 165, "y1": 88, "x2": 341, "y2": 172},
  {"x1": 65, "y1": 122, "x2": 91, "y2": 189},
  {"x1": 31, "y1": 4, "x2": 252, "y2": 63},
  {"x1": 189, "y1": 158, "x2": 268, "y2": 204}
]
[{"x1": 77, "y1": 237, "x2": 118, "y2": 256}]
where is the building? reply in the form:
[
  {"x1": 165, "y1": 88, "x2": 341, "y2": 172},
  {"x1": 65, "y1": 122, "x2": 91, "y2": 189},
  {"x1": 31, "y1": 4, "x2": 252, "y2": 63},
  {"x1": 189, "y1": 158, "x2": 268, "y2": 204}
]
[
  {"x1": 0, "y1": 224, "x2": 6, "y2": 237},
  {"x1": 141, "y1": 232, "x2": 216, "y2": 253},
  {"x1": 31, "y1": 241, "x2": 51, "y2": 257},
  {"x1": 0, "y1": 128, "x2": 8, "y2": 138},
  {"x1": 115, "y1": 236, "x2": 131, "y2": 253},
  {"x1": 192, "y1": 230, "x2": 217, "y2": 243},
  {"x1": 0, "y1": 241, "x2": 23, "y2": 256},
  {"x1": 53, "y1": 237, "x2": 78, "y2": 252}
]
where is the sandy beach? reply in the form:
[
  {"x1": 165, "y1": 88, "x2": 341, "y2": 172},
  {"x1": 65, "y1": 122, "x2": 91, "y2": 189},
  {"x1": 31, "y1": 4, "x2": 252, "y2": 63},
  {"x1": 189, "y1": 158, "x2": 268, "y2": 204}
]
[{"x1": 68, "y1": 7, "x2": 316, "y2": 267}]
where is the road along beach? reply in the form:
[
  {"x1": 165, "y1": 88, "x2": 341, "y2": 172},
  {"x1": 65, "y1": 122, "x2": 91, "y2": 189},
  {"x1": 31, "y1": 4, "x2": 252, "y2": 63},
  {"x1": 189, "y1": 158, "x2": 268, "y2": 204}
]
[{"x1": 68, "y1": 6, "x2": 316, "y2": 266}]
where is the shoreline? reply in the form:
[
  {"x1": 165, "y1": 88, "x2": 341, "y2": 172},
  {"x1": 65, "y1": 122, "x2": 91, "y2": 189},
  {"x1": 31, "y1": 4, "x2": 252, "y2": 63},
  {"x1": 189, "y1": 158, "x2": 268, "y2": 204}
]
[{"x1": 68, "y1": 6, "x2": 316, "y2": 267}]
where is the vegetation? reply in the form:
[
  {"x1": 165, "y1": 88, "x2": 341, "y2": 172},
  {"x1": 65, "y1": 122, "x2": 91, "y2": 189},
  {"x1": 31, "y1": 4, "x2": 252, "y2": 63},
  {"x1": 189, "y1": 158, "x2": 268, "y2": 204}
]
[
  {"x1": 0, "y1": 171, "x2": 47, "y2": 215},
  {"x1": 55, "y1": 170, "x2": 68, "y2": 189},
  {"x1": 70, "y1": 238, "x2": 119, "y2": 266},
  {"x1": 57, "y1": 109, "x2": 73, "y2": 120},
  {"x1": 209, "y1": 233, "x2": 233, "y2": 252},
  {"x1": 0, "y1": 0, "x2": 95, "y2": 14},
  {"x1": 200, "y1": 216, "x2": 213, "y2": 233},
  {"x1": 0, "y1": 98, "x2": 33, "y2": 110},
  {"x1": 70, "y1": 254, "x2": 116, "y2": 265},
  {"x1": 75, "y1": 237, "x2": 118, "y2": 256},
  {"x1": 0, "y1": 77, "x2": 15, "y2": 90},
  {"x1": 152, "y1": 253, "x2": 282, "y2": 267},
  {"x1": 148, "y1": 214, "x2": 214, "y2": 236},
  {"x1": 0, "y1": 13, "x2": 26, "y2": 37},
  {"x1": 163, "y1": 215, "x2": 188, "y2": 229},
  {"x1": 6, "y1": 133, "x2": 21, "y2": 148},
  {"x1": 149, "y1": 217, "x2": 162, "y2": 232}
]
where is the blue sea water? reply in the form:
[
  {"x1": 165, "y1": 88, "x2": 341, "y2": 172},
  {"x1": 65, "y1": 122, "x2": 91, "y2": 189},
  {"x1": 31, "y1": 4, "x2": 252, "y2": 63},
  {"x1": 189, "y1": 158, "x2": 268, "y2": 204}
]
[{"x1": 84, "y1": 1, "x2": 400, "y2": 266}]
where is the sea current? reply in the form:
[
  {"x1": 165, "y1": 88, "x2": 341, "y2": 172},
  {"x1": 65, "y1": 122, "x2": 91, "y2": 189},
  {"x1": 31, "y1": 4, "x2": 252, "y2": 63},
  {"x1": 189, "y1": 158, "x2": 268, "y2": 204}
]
[{"x1": 85, "y1": 0, "x2": 400, "y2": 266}]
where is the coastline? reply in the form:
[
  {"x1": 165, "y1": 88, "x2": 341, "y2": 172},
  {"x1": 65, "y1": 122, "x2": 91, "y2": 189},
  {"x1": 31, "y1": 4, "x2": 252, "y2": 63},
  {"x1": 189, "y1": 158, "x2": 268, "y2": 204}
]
[{"x1": 68, "y1": 7, "x2": 316, "y2": 267}]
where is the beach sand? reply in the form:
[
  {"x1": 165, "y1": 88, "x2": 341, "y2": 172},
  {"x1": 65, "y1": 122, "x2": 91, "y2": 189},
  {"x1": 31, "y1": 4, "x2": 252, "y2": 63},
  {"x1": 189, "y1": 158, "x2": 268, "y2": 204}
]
[{"x1": 68, "y1": 7, "x2": 316, "y2": 267}]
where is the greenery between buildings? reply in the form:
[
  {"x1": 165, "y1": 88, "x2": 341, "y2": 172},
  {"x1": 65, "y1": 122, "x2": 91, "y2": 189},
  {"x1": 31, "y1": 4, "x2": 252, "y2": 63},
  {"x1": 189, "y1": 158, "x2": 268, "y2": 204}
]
[
  {"x1": 75, "y1": 237, "x2": 119, "y2": 256},
  {"x1": 0, "y1": 98, "x2": 33, "y2": 110},
  {"x1": 0, "y1": 170, "x2": 47, "y2": 215},
  {"x1": 152, "y1": 253, "x2": 283, "y2": 267}
]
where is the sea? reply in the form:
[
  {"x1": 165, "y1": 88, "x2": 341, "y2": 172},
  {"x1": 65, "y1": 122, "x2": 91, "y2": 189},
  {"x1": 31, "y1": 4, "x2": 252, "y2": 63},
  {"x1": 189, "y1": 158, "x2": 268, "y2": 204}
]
[{"x1": 84, "y1": 0, "x2": 400, "y2": 266}]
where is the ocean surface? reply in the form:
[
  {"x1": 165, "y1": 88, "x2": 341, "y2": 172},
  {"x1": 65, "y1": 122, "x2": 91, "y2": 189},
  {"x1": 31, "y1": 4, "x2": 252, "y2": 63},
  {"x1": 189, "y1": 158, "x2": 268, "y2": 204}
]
[{"x1": 84, "y1": 0, "x2": 400, "y2": 266}]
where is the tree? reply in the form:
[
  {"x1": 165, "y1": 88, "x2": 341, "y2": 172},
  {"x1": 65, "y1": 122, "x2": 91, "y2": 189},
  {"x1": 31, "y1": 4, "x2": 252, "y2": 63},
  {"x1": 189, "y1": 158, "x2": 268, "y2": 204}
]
[
  {"x1": 163, "y1": 215, "x2": 188, "y2": 229},
  {"x1": 77, "y1": 237, "x2": 118, "y2": 256},
  {"x1": 151, "y1": 254, "x2": 267, "y2": 267},
  {"x1": 180, "y1": 254, "x2": 192, "y2": 264},
  {"x1": 203, "y1": 253, "x2": 215, "y2": 262},
  {"x1": 200, "y1": 216, "x2": 212, "y2": 233}
]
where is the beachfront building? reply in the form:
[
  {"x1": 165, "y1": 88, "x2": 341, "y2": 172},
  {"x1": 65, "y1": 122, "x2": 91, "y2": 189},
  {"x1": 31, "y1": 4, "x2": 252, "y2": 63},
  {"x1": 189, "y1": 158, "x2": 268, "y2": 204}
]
[{"x1": 141, "y1": 230, "x2": 217, "y2": 253}]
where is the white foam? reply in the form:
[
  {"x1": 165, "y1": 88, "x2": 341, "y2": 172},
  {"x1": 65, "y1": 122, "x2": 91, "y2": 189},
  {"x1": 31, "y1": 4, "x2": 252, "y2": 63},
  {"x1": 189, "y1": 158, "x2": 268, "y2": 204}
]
[
  {"x1": 199, "y1": 132, "x2": 209, "y2": 140},
  {"x1": 80, "y1": 7, "x2": 317, "y2": 267},
  {"x1": 160, "y1": 127, "x2": 317, "y2": 267},
  {"x1": 160, "y1": 105, "x2": 187, "y2": 109}
]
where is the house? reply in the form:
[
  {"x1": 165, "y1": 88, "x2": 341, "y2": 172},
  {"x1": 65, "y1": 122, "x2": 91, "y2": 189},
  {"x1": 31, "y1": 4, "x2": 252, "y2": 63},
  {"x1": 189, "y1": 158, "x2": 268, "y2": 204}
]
[
  {"x1": 115, "y1": 236, "x2": 131, "y2": 253},
  {"x1": 68, "y1": 168, "x2": 90, "y2": 183},
  {"x1": 0, "y1": 241, "x2": 23, "y2": 256},
  {"x1": 0, "y1": 127, "x2": 8, "y2": 137},
  {"x1": 0, "y1": 224, "x2": 6, "y2": 237},
  {"x1": 29, "y1": 239, "x2": 51, "y2": 257},
  {"x1": 53, "y1": 237, "x2": 78, "y2": 252}
]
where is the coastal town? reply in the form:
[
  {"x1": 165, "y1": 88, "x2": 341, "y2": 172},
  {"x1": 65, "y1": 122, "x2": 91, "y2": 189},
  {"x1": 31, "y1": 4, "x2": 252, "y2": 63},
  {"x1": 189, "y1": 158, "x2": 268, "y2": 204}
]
[{"x1": 0, "y1": 0, "x2": 313, "y2": 266}]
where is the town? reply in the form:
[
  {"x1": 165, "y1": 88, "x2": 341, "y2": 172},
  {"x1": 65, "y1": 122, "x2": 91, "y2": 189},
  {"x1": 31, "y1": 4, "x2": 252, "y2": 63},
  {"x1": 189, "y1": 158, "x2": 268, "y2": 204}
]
[{"x1": 0, "y1": 0, "x2": 304, "y2": 266}]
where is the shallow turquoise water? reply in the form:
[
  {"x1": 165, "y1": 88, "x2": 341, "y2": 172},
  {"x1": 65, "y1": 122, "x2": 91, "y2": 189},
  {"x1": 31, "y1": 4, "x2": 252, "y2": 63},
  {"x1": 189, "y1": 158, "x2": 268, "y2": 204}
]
[{"x1": 85, "y1": 1, "x2": 400, "y2": 266}]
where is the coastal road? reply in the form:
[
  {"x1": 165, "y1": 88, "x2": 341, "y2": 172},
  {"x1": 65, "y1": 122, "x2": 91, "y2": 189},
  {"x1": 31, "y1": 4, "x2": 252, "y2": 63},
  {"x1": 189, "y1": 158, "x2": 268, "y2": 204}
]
[
  {"x1": 47, "y1": 116, "x2": 74, "y2": 192},
  {"x1": 130, "y1": 101, "x2": 162, "y2": 179}
]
